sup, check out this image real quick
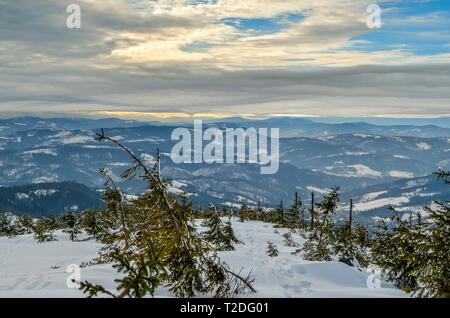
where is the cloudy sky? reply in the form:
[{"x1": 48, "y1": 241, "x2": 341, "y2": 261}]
[{"x1": 1, "y1": 0, "x2": 449, "y2": 120}]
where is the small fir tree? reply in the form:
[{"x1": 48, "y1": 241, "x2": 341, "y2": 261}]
[
  {"x1": 17, "y1": 214, "x2": 34, "y2": 235},
  {"x1": 61, "y1": 211, "x2": 81, "y2": 242},
  {"x1": 266, "y1": 242, "x2": 279, "y2": 257},
  {"x1": 33, "y1": 218, "x2": 57, "y2": 243},
  {"x1": 79, "y1": 131, "x2": 255, "y2": 298}
]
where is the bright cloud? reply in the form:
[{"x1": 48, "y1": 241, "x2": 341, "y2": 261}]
[{"x1": 0, "y1": 0, "x2": 449, "y2": 117}]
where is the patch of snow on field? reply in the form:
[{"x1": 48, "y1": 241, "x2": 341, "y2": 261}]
[
  {"x1": 32, "y1": 189, "x2": 58, "y2": 197},
  {"x1": 393, "y1": 155, "x2": 409, "y2": 160},
  {"x1": 416, "y1": 142, "x2": 431, "y2": 150},
  {"x1": 345, "y1": 152, "x2": 370, "y2": 156},
  {"x1": 61, "y1": 135, "x2": 93, "y2": 144},
  {"x1": 32, "y1": 175, "x2": 58, "y2": 184},
  {"x1": 360, "y1": 191, "x2": 387, "y2": 202},
  {"x1": 306, "y1": 186, "x2": 330, "y2": 195},
  {"x1": 388, "y1": 171, "x2": 415, "y2": 178},
  {"x1": 354, "y1": 196, "x2": 410, "y2": 212},
  {"x1": 347, "y1": 164, "x2": 382, "y2": 178},
  {"x1": 15, "y1": 193, "x2": 30, "y2": 200},
  {"x1": 23, "y1": 148, "x2": 57, "y2": 156},
  {"x1": 0, "y1": 220, "x2": 406, "y2": 298}
]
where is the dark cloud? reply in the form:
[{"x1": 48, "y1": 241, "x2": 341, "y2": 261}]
[{"x1": 0, "y1": 0, "x2": 449, "y2": 117}]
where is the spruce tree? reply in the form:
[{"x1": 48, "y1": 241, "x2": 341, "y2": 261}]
[
  {"x1": 17, "y1": 214, "x2": 34, "y2": 235},
  {"x1": 255, "y1": 200, "x2": 264, "y2": 221},
  {"x1": 238, "y1": 201, "x2": 255, "y2": 222},
  {"x1": 44, "y1": 214, "x2": 60, "y2": 231},
  {"x1": 372, "y1": 170, "x2": 450, "y2": 297},
  {"x1": 303, "y1": 187, "x2": 340, "y2": 262},
  {"x1": 79, "y1": 131, "x2": 255, "y2": 298},
  {"x1": 81, "y1": 209, "x2": 102, "y2": 239},
  {"x1": 288, "y1": 192, "x2": 305, "y2": 228},
  {"x1": 276, "y1": 200, "x2": 285, "y2": 225},
  {"x1": 266, "y1": 242, "x2": 279, "y2": 257},
  {"x1": 0, "y1": 212, "x2": 13, "y2": 236},
  {"x1": 61, "y1": 211, "x2": 81, "y2": 242},
  {"x1": 203, "y1": 206, "x2": 241, "y2": 251},
  {"x1": 33, "y1": 218, "x2": 57, "y2": 243}
]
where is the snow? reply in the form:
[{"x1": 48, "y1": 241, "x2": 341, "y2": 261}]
[
  {"x1": 306, "y1": 186, "x2": 330, "y2": 195},
  {"x1": 388, "y1": 171, "x2": 415, "y2": 178},
  {"x1": 354, "y1": 196, "x2": 410, "y2": 212},
  {"x1": 32, "y1": 189, "x2": 58, "y2": 197},
  {"x1": 416, "y1": 142, "x2": 432, "y2": 150},
  {"x1": 140, "y1": 153, "x2": 155, "y2": 165},
  {"x1": 32, "y1": 175, "x2": 58, "y2": 184},
  {"x1": 360, "y1": 191, "x2": 387, "y2": 202},
  {"x1": 107, "y1": 162, "x2": 129, "y2": 167},
  {"x1": 61, "y1": 135, "x2": 93, "y2": 145},
  {"x1": 128, "y1": 137, "x2": 164, "y2": 143},
  {"x1": 168, "y1": 180, "x2": 188, "y2": 194},
  {"x1": 347, "y1": 164, "x2": 382, "y2": 178},
  {"x1": 23, "y1": 148, "x2": 57, "y2": 157},
  {"x1": 0, "y1": 220, "x2": 406, "y2": 298},
  {"x1": 15, "y1": 193, "x2": 30, "y2": 200},
  {"x1": 345, "y1": 152, "x2": 371, "y2": 156}
]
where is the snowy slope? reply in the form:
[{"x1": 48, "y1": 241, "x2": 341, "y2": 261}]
[{"x1": 0, "y1": 220, "x2": 406, "y2": 298}]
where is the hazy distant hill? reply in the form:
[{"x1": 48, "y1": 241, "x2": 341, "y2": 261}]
[
  {"x1": 0, "y1": 116, "x2": 449, "y2": 214},
  {"x1": 0, "y1": 182, "x2": 103, "y2": 216}
]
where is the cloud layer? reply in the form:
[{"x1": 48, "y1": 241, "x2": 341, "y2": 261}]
[{"x1": 0, "y1": 0, "x2": 449, "y2": 118}]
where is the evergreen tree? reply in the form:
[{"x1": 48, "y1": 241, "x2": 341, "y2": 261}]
[
  {"x1": 333, "y1": 221, "x2": 357, "y2": 266},
  {"x1": 17, "y1": 214, "x2": 34, "y2": 235},
  {"x1": 266, "y1": 242, "x2": 279, "y2": 257},
  {"x1": 33, "y1": 218, "x2": 57, "y2": 243},
  {"x1": 282, "y1": 232, "x2": 297, "y2": 248},
  {"x1": 61, "y1": 211, "x2": 81, "y2": 242},
  {"x1": 303, "y1": 187, "x2": 340, "y2": 262},
  {"x1": 0, "y1": 212, "x2": 13, "y2": 236},
  {"x1": 79, "y1": 131, "x2": 255, "y2": 298},
  {"x1": 309, "y1": 192, "x2": 315, "y2": 230},
  {"x1": 202, "y1": 205, "x2": 241, "y2": 251},
  {"x1": 238, "y1": 201, "x2": 255, "y2": 222},
  {"x1": 44, "y1": 214, "x2": 60, "y2": 231},
  {"x1": 81, "y1": 209, "x2": 102, "y2": 239},
  {"x1": 288, "y1": 192, "x2": 305, "y2": 228},
  {"x1": 276, "y1": 200, "x2": 285, "y2": 225},
  {"x1": 371, "y1": 206, "x2": 421, "y2": 293},
  {"x1": 255, "y1": 200, "x2": 264, "y2": 221},
  {"x1": 372, "y1": 171, "x2": 450, "y2": 297}
]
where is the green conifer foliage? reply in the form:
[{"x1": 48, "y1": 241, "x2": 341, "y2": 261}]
[
  {"x1": 61, "y1": 211, "x2": 81, "y2": 242},
  {"x1": 81, "y1": 209, "x2": 102, "y2": 239},
  {"x1": 79, "y1": 131, "x2": 255, "y2": 298},
  {"x1": 276, "y1": 201, "x2": 285, "y2": 225},
  {"x1": 303, "y1": 187, "x2": 340, "y2": 262},
  {"x1": 33, "y1": 218, "x2": 57, "y2": 243},
  {"x1": 266, "y1": 242, "x2": 279, "y2": 257},
  {"x1": 203, "y1": 206, "x2": 241, "y2": 251},
  {"x1": 17, "y1": 214, "x2": 34, "y2": 235},
  {"x1": 372, "y1": 170, "x2": 450, "y2": 297},
  {"x1": 238, "y1": 201, "x2": 256, "y2": 222},
  {"x1": 0, "y1": 212, "x2": 14, "y2": 237}
]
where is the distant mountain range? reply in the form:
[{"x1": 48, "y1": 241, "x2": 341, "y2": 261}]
[
  {"x1": 0, "y1": 182, "x2": 103, "y2": 217},
  {"x1": 0, "y1": 116, "x2": 449, "y2": 222}
]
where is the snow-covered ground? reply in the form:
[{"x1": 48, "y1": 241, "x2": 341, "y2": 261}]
[{"x1": 0, "y1": 220, "x2": 406, "y2": 298}]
